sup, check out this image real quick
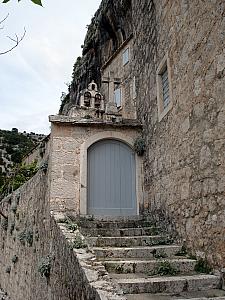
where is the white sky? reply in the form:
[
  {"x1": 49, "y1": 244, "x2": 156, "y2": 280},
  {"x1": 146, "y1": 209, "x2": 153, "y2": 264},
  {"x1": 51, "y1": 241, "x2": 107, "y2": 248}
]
[{"x1": 0, "y1": 0, "x2": 102, "y2": 134}]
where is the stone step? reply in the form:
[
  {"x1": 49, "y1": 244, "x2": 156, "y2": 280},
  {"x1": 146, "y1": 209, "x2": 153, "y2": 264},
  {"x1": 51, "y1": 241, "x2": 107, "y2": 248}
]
[
  {"x1": 80, "y1": 215, "x2": 144, "y2": 222},
  {"x1": 87, "y1": 235, "x2": 172, "y2": 247},
  {"x1": 178, "y1": 298, "x2": 225, "y2": 300},
  {"x1": 126, "y1": 294, "x2": 225, "y2": 300},
  {"x1": 103, "y1": 258, "x2": 196, "y2": 274},
  {"x1": 111, "y1": 274, "x2": 220, "y2": 294},
  {"x1": 77, "y1": 219, "x2": 154, "y2": 229},
  {"x1": 93, "y1": 245, "x2": 182, "y2": 259},
  {"x1": 125, "y1": 289, "x2": 225, "y2": 299},
  {"x1": 81, "y1": 226, "x2": 160, "y2": 237}
]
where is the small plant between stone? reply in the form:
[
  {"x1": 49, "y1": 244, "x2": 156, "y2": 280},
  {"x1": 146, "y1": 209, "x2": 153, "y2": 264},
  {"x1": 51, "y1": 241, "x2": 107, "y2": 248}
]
[
  {"x1": 194, "y1": 258, "x2": 212, "y2": 274},
  {"x1": 38, "y1": 256, "x2": 52, "y2": 278},
  {"x1": 69, "y1": 234, "x2": 87, "y2": 249},
  {"x1": 147, "y1": 261, "x2": 179, "y2": 276}
]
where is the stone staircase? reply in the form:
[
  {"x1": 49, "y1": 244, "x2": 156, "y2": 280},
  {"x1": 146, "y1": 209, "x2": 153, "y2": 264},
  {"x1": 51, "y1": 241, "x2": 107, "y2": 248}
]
[{"x1": 80, "y1": 217, "x2": 225, "y2": 300}]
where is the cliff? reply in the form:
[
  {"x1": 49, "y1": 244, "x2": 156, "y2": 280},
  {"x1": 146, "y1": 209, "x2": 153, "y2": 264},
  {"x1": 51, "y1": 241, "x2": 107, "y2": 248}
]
[{"x1": 60, "y1": 0, "x2": 132, "y2": 114}]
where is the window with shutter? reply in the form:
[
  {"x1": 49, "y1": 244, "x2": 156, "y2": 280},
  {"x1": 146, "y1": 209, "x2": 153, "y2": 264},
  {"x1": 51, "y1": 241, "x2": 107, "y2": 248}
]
[
  {"x1": 156, "y1": 53, "x2": 173, "y2": 121},
  {"x1": 161, "y1": 68, "x2": 170, "y2": 108},
  {"x1": 123, "y1": 48, "x2": 129, "y2": 65},
  {"x1": 114, "y1": 87, "x2": 122, "y2": 107}
]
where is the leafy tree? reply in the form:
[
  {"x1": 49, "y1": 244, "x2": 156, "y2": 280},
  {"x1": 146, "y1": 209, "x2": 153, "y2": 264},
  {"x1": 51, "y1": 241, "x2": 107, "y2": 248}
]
[
  {"x1": 2, "y1": 0, "x2": 42, "y2": 5},
  {"x1": 0, "y1": 161, "x2": 38, "y2": 198}
]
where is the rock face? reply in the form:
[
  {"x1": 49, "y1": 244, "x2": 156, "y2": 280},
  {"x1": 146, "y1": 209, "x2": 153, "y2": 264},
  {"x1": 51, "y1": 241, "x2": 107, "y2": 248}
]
[{"x1": 61, "y1": 0, "x2": 132, "y2": 114}]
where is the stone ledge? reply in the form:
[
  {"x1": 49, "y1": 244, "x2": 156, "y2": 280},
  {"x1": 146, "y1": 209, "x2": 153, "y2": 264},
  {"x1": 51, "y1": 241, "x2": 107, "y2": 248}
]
[
  {"x1": 49, "y1": 115, "x2": 142, "y2": 128},
  {"x1": 53, "y1": 213, "x2": 126, "y2": 300}
]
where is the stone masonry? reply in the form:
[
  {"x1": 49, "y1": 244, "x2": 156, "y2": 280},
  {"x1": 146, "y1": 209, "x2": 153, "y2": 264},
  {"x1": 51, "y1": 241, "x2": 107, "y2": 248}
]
[
  {"x1": 132, "y1": 0, "x2": 225, "y2": 268},
  {"x1": 0, "y1": 171, "x2": 126, "y2": 300},
  {"x1": 48, "y1": 115, "x2": 142, "y2": 215}
]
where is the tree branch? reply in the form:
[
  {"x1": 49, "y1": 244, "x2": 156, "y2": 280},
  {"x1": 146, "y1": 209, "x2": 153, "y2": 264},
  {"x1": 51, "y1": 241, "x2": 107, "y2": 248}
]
[
  {"x1": 0, "y1": 27, "x2": 26, "y2": 55},
  {"x1": 0, "y1": 13, "x2": 9, "y2": 25},
  {"x1": 0, "y1": 13, "x2": 9, "y2": 30}
]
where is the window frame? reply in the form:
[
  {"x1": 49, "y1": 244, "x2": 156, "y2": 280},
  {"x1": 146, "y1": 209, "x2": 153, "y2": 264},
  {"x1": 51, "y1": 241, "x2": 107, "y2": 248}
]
[{"x1": 156, "y1": 53, "x2": 173, "y2": 121}]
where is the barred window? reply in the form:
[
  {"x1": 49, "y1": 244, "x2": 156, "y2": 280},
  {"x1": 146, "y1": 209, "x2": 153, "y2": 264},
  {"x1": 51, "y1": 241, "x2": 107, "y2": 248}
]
[
  {"x1": 123, "y1": 48, "x2": 129, "y2": 65},
  {"x1": 161, "y1": 68, "x2": 170, "y2": 108},
  {"x1": 156, "y1": 54, "x2": 173, "y2": 121}
]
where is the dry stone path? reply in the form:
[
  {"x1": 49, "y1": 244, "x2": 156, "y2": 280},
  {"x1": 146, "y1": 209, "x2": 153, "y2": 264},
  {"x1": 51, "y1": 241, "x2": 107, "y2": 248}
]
[{"x1": 80, "y1": 217, "x2": 225, "y2": 300}]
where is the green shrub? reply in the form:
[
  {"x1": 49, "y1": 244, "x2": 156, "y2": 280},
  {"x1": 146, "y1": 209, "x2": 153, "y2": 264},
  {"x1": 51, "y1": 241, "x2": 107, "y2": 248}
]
[
  {"x1": 134, "y1": 137, "x2": 146, "y2": 156},
  {"x1": 175, "y1": 245, "x2": 188, "y2": 256},
  {"x1": 155, "y1": 261, "x2": 178, "y2": 276},
  {"x1": 0, "y1": 161, "x2": 38, "y2": 197},
  {"x1": 38, "y1": 256, "x2": 52, "y2": 278},
  {"x1": 10, "y1": 221, "x2": 15, "y2": 235},
  {"x1": 194, "y1": 258, "x2": 212, "y2": 274},
  {"x1": 12, "y1": 255, "x2": 18, "y2": 264},
  {"x1": 18, "y1": 228, "x2": 33, "y2": 246},
  {"x1": 70, "y1": 235, "x2": 87, "y2": 249},
  {"x1": 1, "y1": 218, "x2": 8, "y2": 231}
]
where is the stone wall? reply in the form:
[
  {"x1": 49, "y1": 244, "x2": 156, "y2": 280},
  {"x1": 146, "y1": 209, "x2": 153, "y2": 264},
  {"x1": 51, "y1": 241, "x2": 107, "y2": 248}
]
[
  {"x1": 101, "y1": 37, "x2": 137, "y2": 119},
  {"x1": 0, "y1": 171, "x2": 125, "y2": 300},
  {"x1": 22, "y1": 135, "x2": 50, "y2": 167},
  {"x1": 132, "y1": 0, "x2": 225, "y2": 268}
]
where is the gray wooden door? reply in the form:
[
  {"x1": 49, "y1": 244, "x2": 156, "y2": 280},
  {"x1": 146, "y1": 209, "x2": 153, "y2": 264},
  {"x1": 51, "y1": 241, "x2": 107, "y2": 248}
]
[{"x1": 87, "y1": 139, "x2": 137, "y2": 216}]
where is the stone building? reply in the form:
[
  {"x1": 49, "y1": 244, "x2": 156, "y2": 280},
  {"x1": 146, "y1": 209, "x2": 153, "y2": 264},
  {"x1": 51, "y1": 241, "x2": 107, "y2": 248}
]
[
  {"x1": 0, "y1": 0, "x2": 225, "y2": 299},
  {"x1": 63, "y1": 0, "x2": 225, "y2": 269}
]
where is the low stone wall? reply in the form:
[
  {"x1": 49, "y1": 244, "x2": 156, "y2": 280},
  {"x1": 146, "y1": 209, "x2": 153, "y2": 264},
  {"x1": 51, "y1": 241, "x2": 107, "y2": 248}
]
[
  {"x1": 0, "y1": 171, "x2": 125, "y2": 300},
  {"x1": 22, "y1": 135, "x2": 50, "y2": 167}
]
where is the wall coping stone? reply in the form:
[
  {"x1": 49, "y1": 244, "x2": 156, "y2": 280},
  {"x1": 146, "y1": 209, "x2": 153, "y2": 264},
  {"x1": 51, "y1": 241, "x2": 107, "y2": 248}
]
[
  {"x1": 49, "y1": 115, "x2": 142, "y2": 128},
  {"x1": 52, "y1": 212, "x2": 127, "y2": 300}
]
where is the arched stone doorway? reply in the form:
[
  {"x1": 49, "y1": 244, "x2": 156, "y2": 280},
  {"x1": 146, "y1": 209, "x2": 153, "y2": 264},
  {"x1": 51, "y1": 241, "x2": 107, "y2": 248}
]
[
  {"x1": 87, "y1": 139, "x2": 136, "y2": 216},
  {"x1": 79, "y1": 131, "x2": 143, "y2": 216}
]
